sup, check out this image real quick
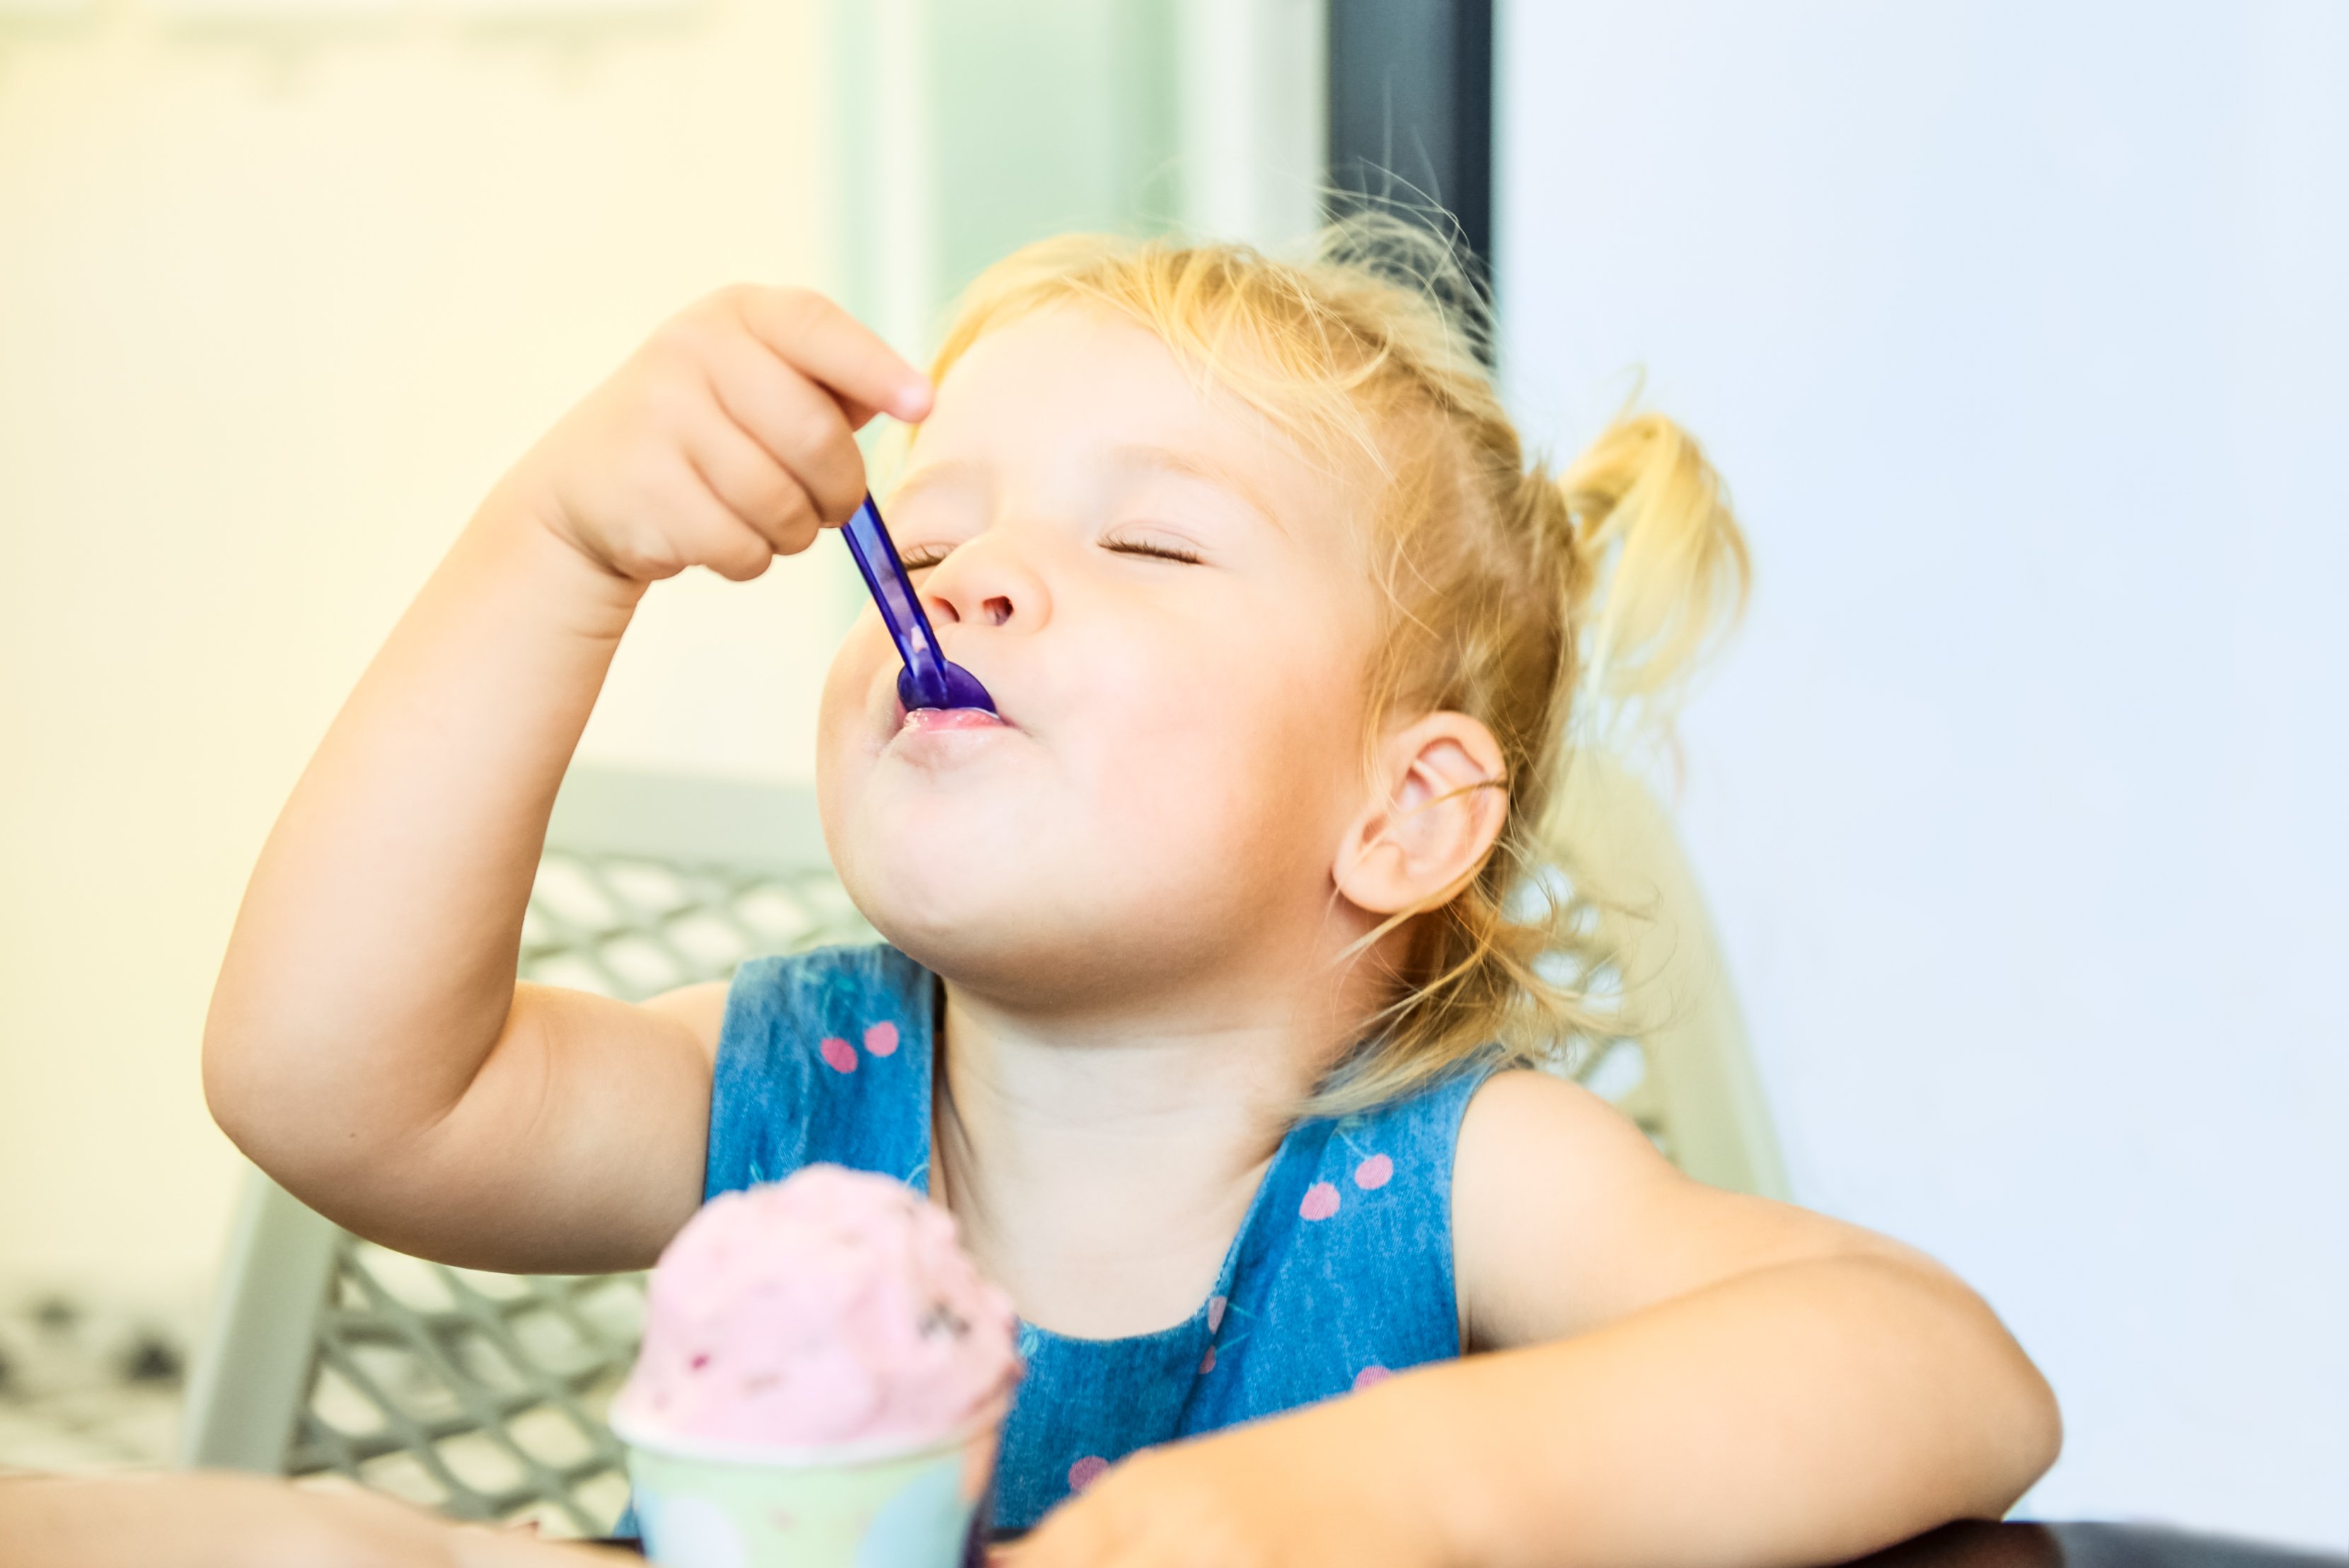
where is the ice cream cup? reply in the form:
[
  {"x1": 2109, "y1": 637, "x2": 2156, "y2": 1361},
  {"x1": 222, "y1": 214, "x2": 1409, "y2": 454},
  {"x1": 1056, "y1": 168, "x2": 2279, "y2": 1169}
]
[{"x1": 614, "y1": 1400, "x2": 1005, "y2": 1568}]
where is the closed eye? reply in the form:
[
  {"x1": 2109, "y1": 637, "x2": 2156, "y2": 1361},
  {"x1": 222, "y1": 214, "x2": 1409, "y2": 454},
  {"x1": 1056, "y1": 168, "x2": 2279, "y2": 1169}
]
[
  {"x1": 1104, "y1": 538, "x2": 1203, "y2": 565},
  {"x1": 903, "y1": 538, "x2": 1203, "y2": 569}
]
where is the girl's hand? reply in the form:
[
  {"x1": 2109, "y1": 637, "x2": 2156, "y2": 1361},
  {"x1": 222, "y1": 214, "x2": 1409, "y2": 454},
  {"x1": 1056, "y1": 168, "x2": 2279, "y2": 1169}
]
[
  {"x1": 1012, "y1": 1401, "x2": 1468, "y2": 1568},
  {"x1": 495, "y1": 285, "x2": 932, "y2": 584}
]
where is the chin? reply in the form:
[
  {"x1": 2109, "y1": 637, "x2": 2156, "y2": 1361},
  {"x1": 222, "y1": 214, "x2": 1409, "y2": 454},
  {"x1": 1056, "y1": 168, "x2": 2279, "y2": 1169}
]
[
  {"x1": 830, "y1": 824, "x2": 1240, "y2": 1013},
  {"x1": 858, "y1": 881, "x2": 1151, "y2": 1011}
]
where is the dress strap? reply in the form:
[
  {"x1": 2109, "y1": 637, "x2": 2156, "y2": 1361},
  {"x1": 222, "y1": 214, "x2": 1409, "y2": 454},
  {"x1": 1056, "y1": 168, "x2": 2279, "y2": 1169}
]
[{"x1": 703, "y1": 945, "x2": 937, "y2": 1201}]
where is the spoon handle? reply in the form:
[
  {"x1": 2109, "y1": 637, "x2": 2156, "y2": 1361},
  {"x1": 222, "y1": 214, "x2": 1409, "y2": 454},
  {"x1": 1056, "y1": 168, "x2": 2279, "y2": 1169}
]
[{"x1": 840, "y1": 495, "x2": 995, "y2": 714}]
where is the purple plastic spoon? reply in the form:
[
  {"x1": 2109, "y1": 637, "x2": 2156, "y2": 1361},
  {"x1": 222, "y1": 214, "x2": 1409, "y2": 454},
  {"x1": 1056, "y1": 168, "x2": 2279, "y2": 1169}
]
[{"x1": 840, "y1": 494, "x2": 996, "y2": 715}]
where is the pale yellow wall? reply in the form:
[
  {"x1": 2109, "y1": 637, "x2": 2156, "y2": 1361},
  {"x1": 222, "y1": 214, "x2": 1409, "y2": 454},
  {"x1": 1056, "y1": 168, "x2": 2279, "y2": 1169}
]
[{"x1": 0, "y1": 0, "x2": 853, "y2": 1299}]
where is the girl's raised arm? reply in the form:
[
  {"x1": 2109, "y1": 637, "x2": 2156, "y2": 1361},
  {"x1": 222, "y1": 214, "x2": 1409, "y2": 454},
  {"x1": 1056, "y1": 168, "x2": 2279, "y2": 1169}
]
[{"x1": 202, "y1": 287, "x2": 929, "y2": 1274}]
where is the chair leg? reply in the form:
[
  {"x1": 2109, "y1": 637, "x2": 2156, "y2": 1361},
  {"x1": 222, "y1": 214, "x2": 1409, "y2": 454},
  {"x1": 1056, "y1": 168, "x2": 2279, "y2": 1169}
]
[{"x1": 178, "y1": 1168, "x2": 341, "y2": 1472}]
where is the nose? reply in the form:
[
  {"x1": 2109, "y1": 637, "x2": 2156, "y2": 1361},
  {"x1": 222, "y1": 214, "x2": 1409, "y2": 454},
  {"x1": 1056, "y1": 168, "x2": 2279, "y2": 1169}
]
[{"x1": 921, "y1": 531, "x2": 1051, "y2": 635}]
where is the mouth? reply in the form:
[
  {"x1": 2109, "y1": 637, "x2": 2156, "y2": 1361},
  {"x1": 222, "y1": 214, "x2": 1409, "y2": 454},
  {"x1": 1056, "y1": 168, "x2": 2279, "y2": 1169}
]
[
  {"x1": 886, "y1": 676, "x2": 1022, "y2": 737},
  {"x1": 873, "y1": 664, "x2": 1021, "y2": 756},
  {"x1": 898, "y1": 705, "x2": 1012, "y2": 735}
]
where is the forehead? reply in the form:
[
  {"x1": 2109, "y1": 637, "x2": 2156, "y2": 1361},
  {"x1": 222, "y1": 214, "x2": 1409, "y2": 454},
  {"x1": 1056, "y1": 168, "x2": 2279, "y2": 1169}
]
[{"x1": 912, "y1": 305, "x2": 1367, "y2": 532}]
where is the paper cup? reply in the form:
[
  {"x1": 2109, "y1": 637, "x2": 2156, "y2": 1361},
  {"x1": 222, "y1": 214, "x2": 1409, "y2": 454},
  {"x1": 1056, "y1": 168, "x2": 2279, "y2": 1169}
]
[{"x1": 615, "y1": 1412, "x2": 1003, "y2": 1568}]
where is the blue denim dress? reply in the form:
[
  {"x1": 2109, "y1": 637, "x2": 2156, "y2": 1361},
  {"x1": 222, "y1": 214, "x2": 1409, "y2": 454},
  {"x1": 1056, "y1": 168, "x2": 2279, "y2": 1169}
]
[{"x1": 703, "y1": 945, "x2": 1496, "y2": 1533}]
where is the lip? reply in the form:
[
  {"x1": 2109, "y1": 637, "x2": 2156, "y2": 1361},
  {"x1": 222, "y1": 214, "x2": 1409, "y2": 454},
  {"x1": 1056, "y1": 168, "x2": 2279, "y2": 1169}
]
[
  {"x1": 880, "y1": 685, "x2": 1022, "y2": 755},
  {"x1": 888, "y1": 674, "x2": 1018, "y2": 729},
  {"x1": 899, "y1": 706, "x2": 1012, "y2": 735}
]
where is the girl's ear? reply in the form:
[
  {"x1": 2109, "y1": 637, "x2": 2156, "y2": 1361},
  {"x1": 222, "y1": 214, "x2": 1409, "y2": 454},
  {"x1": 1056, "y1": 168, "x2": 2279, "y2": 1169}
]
[{"x1": 1334, "y1": 713, "x2": 1508, "y2": 916}]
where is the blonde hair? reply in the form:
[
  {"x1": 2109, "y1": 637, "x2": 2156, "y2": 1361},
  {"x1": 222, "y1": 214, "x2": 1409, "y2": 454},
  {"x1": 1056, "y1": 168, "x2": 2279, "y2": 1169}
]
[{"x1": 923, "y1": 218, "x2": 1749, "y2": 1112}]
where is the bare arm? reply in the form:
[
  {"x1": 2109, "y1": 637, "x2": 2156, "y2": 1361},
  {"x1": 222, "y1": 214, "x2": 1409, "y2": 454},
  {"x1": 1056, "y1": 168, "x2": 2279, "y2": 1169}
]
[
  {"x1": 203, "y1": 286, "x2": 928, "y2": 1273},
  {"x1": 1447, "y1": 1071, "x2": 2057, "y2": 1551},
  {"x1": 1438, "y1": 1069, "x2": 2059, "y2": 1563},
  {"x1": 0, "y1": 1471, "x2": 634, "y2": 1568},
  {"x1": 1020, "y1": 1071, "x2": 2058, "y2": 1567}
]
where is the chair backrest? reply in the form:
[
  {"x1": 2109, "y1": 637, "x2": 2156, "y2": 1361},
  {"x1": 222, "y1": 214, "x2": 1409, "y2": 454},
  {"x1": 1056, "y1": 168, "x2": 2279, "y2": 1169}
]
[
  {"x1": 179, "y1": 1177, "x2": 650, "y2": 1533},
  {"x1": 180, "y1": 760, "x2": 1784, "y2": 1530},
  {"x1": 1541, "y1": 751, "x2": 1789, "y2": 1199}
]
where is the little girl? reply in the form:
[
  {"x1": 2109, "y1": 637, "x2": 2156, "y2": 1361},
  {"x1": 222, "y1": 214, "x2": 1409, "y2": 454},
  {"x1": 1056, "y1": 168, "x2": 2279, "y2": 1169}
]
[{"x1": 206, "y1": 224, "x2": 2059, "y2": 1566}]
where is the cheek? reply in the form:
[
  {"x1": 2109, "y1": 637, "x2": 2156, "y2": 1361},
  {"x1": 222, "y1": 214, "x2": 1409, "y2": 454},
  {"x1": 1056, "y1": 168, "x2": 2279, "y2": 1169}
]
[
  {"x1": 816, "y1": 623, "x2": 889, "y2": 784},
  {"x1": 819, "y1": 618, "x2": 888, "y2": 722},
  {"x1": 1196, "y1": 582, "x2": 1371, "y2": 754},
  {"x1": 1068, "y1": 609, "x2": 1366, "y2": 851}
]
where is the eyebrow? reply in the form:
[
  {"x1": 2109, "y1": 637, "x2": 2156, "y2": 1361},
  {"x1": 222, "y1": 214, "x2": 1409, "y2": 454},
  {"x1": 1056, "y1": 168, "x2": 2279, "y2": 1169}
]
[
  {"x1": 887, "y1": 445, "x2": 1286, "y2": 535},
  {"x1": 886, "y1": 457, "x2": 987, "y2": 512},
  {"x1": 1106, "y1": 444, "x2": 1286, "y2": 535}
]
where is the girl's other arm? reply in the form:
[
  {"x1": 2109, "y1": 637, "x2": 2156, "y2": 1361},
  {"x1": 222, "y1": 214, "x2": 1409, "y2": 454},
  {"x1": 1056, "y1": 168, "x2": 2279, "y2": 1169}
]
[
  {"x1": 1020, "y1": 1069, "x2": 2057, "y2": 1568},
  {"x1": 202, "y1": 287, "x2": 928, "y2": 1274},
  {"x1": 1429, "y1": 1068, "x2": 2061, "y2": 1566}
]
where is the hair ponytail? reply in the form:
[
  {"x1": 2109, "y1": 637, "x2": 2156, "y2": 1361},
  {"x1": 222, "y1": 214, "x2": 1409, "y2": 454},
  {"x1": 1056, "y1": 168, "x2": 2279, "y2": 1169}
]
[{"x1": 1561, "y1": 411, "x2": 1750, "y2": 717}]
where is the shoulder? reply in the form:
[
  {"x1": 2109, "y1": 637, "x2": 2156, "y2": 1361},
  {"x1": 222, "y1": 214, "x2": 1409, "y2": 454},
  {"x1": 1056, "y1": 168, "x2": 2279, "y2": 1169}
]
[
  {"x1": 1453, "y1": 1068, "x2": 1920, "y2": 1352},
  {"x1": 1455, "y1": 1065, "x2": 1670, "y2": 1201},
  {"x1": 1456, "y1": 1066, "x2": 1678, "y2": 1214},
  {"x1": 1450, "y1": 1067, "x2": 1693, "y2": 1349},
  {"x1": 642, "y1": 981, "x2": 729, "y2": 1059}
]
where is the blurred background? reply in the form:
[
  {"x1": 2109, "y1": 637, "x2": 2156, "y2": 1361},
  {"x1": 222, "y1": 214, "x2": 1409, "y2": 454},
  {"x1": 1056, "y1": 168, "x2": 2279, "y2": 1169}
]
[{"x1": 1, "y1": 0, "x2": 2342, "y2": 1550}]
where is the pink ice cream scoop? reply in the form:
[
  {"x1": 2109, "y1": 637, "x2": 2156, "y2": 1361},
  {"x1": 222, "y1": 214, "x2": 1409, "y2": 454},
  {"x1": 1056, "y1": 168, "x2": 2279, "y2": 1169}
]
[{"x1": 613, "y1": 1166, "x2": 1021, "y2": 1452}]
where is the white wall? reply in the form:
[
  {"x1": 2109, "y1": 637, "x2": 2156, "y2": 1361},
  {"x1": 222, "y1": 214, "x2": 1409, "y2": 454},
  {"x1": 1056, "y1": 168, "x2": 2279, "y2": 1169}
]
[
  {"x1": 1499, "y1": 1, "x2": 2346, "y2": 1546},
  {"x1": 0, "y1": 0, "x2": 850, "y2": 1303}
]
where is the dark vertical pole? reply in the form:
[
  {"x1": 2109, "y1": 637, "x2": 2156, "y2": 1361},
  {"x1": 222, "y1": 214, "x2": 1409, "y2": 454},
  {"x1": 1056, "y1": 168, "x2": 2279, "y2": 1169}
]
[{"x1": 1325, "y1": 0, "x2": 1496, "y2": 307}]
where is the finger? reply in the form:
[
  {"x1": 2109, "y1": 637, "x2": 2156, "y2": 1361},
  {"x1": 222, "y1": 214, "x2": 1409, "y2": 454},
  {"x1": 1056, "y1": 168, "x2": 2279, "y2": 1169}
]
[
  {"x1": 654, "y1": 461, "x2": 778, "y2": 582},
  {"x1": 699, "y1": 332, "x2": 870, "y2": 526},
  {"x1": 725, "y1": 285, "x2": 933, "y2": 426},
  {"x1": 832, "y1": 391, "x2": 895, "y2": 430},
  {"x1": 681, "y1": 408, "x2": 822, "y2": 555}
]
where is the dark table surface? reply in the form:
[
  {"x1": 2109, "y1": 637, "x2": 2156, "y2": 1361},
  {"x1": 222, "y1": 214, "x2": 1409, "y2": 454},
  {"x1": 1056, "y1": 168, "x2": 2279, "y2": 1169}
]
[
  {"x1": 1850, "y1": 1522, "x2": 2344, "y2": 1568},
  {"x1": 596, "y1": 1521, "x2": 2348, "y2": 1565}
]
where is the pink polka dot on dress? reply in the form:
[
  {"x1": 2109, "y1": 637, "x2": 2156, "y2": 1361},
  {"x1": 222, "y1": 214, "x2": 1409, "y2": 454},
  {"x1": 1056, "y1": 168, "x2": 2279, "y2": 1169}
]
[
  {"x1": 1300, "y1": 1182, "x2": 1341, "y2": 1221},
  {"x1": 1206, "y1": 1295, "x2": 1227, "y2": 1332},
  {"x1": 1068, "y1": 1455, "x2": 1109, "y2": 1492},
  {"x1": 818, "y1": 1037, "x2": 858, "y2": 1074},
  {"x1": 862, "y1": 1022, "x2": 899, "y2": 1057},
  {"x1": 1353, "y1": 1153, "x2": 1394, "y2": 1189},
  {"x1": 1354, "y1": 1366, "x2": 1393, "y2": 1390},
  {"x1": 1199, "y1": 1346, "x2": 1217, "y2": 1374}
]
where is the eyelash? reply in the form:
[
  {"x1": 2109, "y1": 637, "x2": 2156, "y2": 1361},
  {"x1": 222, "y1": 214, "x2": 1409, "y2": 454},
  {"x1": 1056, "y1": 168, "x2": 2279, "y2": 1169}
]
[
  {"x1": 896, "y1": 539, "x2": 1204, "y2": 570},
  {"x1": 1106, "y1": 538, "x2": 1202, "y2": 565}
]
